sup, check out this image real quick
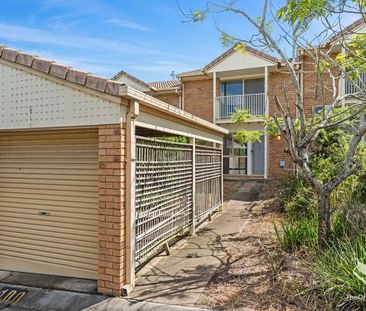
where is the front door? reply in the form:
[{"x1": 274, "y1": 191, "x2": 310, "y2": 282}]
[{"x1": 252, "y1": 139, "x2": 265, "y2": 175}]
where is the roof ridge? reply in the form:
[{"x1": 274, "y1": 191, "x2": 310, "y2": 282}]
[
  {"x1": 0, "y1": 45, "x2": 125, "y2": 97},
  {"x1": 148, "y1": 79, "x2": 180, "y2": 83},
  {"x1": 111, "y1": 70, "x2": 153, "y2": 90},
  {"x1": 177, "y1": 45, "x2": 278, "y2": 78},
  {"x1": 203, "y1": 44, "x2": 278, "y2": 72},
  {"x1": 327, "y1": 17, "x2": 365, "y2": 44}
]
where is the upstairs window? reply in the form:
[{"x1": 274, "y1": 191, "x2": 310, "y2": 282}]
[
  {"x1": 220, "y1": 81, "x2": 243, "y2": 96},
  {"x1": 244, "y1": 78, "x2": 265, "y2": 94}
]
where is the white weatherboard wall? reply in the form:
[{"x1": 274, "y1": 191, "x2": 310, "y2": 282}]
[
  {"x1": 0, "y1": 61, "x2": 123, "y2": 130},
  {"x1": 206, "y1": 50, "x2": 275, "y2": 73}
]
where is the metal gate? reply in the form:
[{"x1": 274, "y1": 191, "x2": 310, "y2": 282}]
[
  {"x1": 135, "y1": 136, "x2": 223, "y2": 268},
  {"x1": 195, "y1": 145, "x2": 222, "y2": 223}
]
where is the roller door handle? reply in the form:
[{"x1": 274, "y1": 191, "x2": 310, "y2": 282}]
[{"x1": 38, "y1": 211, "x2": 51, "y2": 216}]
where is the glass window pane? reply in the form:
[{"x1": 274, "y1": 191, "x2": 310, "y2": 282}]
[
  {"x1": 220, "y1": 83, "x2": 225, "y2": 96},
  {"x1": 239, "y1": 158, "x2": 246, "y2": 170},
  {"x1": 227, "y1": 156, "x2": 247, "y2": 175},
  {"x1": 220, "y1": 81, "x2": 243, "y2": 96},
  {"x1": 233, "y1": 140, "x2": 246, "y2": 156},
  {"x1": 223, "y1": 157, "x2": 229, "y2": 174},
  {"x1": 244, "y1": 78, "x2": 264, "y2": 94},
  {"x1": 223, "y1": 134, "x2": 233, "y2": 155}
]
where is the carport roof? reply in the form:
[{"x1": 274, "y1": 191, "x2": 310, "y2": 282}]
[
  {"x1": 0, "y1": 45, "x2": 228, "y2": 136},
  {"x1": 0, "y1": 46, "x2": 127, "y2": 97}
]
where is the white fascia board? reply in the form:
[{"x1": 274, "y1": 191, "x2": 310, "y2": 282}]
[
  {"x1": 119, "y1": 85, "x2": 228, "y2": 136},
  {"x1": 206, "y1": 50, "x2": 276, "y2": 73}
]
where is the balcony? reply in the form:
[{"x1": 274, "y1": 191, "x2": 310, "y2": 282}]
[
  {"x1": 216, "y1": 93, "x2": 266, "y2": 121},
  {"x1": 345, "y1": 73, "x2": 366, "y2": 95}
]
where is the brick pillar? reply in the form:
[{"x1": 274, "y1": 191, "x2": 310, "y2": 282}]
[{"x1": 98, "y1": 123, "x2": 126, "y2": 296}]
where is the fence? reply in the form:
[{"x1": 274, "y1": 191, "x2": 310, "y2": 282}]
[
  {"x1": 135, "y1": 136, "x2": 223, "y2": 268},
  {"x1": 195, "y1": 145, "x2": 222, "y2": 223}
]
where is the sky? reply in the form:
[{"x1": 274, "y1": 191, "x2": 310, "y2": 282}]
[
  {"x1": 0, "y1": 1, "x2": 359, "y2": 82},
  {"x1": 0, "y1": 0, "x2": 270, "y2": 81}
]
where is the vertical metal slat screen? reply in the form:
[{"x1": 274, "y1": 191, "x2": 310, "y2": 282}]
[
  {"x1": 195, "y1": 145, "x2": 222, "y2": 222},
  {"x1": 135, "y1": 136, "x2": 223, "y2": 268},
  {"x1": 135, "y1": 137, "x2": 193, "y2": 267}
]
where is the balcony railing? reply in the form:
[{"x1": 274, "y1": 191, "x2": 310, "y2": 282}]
[
  {"x1": 216, "y1": 93, "x2": 266, "y2": 120},
  {"x1": 345, "y1": 73, "x2": 366, "y2": 95}
]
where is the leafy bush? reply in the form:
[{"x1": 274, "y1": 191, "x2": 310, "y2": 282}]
[
  {"x1": 274, "y1": 176, "x2": 318, "y2": 251},
  {"x1": 275, "y1": 217, "x2": 318, "y2": 251},
  {"x1": 157, "y1": 136, "x2": 190, "y2": 143},
  {"x1": 333, "y1": 199, "x2": 366, "y2": 242},
  {"x1": 313, "y1": 237, "x2": 366, "y2": 309},
  {"x1": 276, "y1": 175, "x2": 317, "y2": 220}
]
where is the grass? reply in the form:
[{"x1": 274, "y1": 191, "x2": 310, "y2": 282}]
[
  {"x1": 274, "y1": 217, "x2": 318, "y2": 251},
  {"x1": 313, "y1": 237, "x2": 366, "y2": 309},
  {"x1": 274, "y1": 175, "x2": 366, "y2": 309}
]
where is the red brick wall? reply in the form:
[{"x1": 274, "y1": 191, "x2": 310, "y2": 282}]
[
  {"x1": 98, "y1": 123, "x2": 126, "y2": 296},
  {"x1": 267, "y1": 52, "x2": 339, "y2": 178},
  {"x1": 302, "y1": 53, "x2": 339, "y2": 116},
  {"x1": 153, "y1": 93, "x2": 180, "y2": 108},
  {"x1": 182, "y1": 78, "x2": 215, "y2": 122},
  {"x1": 267, "y1": 71, "x2": 296, "y2": 178}
]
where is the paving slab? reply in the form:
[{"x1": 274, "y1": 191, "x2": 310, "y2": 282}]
[
  {"x1": 232, "y1": 180, "x2": 263, "y2": 201},
  {"x1": 0, "y1": 283, "x2": 206, "y2": 311},
  {"x1": 130, "y1": 200, "x2": 251, "y2": 308}
]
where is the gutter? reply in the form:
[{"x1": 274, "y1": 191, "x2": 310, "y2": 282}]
[{"x1": 119, "y1": 84, "x2": 228, "y2": 135}]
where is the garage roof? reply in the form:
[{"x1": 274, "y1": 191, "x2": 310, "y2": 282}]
[{"x1": 0, "y1": 45, "x2": 227, "y2": 136}]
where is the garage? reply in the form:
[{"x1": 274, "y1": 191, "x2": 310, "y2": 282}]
[
  {"x1": 0, "y1": 128, "x2": 99, "y2": 279},
  {"x1": 0, "y1": 45, "x2": 227, "y2": 296}
]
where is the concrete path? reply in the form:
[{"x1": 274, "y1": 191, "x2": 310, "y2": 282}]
[
  {"x1": 130, "y1": 199, "x2": 251, "y2": 308},
  {"x1": 232, "y1": 180, "x2": 263, "y2": 201},
  {"x1": 0, "y1": 283, "x2": 205, "y2": 311}
]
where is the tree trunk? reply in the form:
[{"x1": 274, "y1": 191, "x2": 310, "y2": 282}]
[{"x1": 317, "y1": 189, "x2": 332, "y2": 250}]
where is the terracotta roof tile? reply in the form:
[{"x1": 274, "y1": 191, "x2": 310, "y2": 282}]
[
  {"x1": 327, "y1": 17, "x2": 365, "y2": 44},
  {"x1": 176, "y1": 68, "x2": 204, "y2": 78},
  {"x1": 0, "y1": 45, "x2": 125, "y2": 97},
  {"x1": 85, "y1": 75, "x2": 108, "y2": 92},
  {"x1": 66, "y1": 68, "x2": 88, "y2": 85},
  {"x1": 2, "y1": 48, "x2": 18, "y2": 62},
  {"x1": 49, "y1": 63, "x2": 69, "y2": 79},
  {"x1": 32, "y1": 58, "x2": 52, "y2": 73},
  {"x1": 148, "y1": 80, "x2": 181, "y2": 90},
  {"x1": 16, "y1": 53, "x2": 34, "y2": 67}
]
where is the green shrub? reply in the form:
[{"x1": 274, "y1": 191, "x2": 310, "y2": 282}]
[
  {"x1": 275, "y1": 175, "x2": 318, "y2": 251},
  {"x1": 157, "y1": 136, "x2": 190, "y2": 143},
  {"x1": 277, "y1": 175, "x2": 317, "y2": 220},
  {"x1": 275, "y1": 217, "x2": 318, "y2": 251},
  {"x1": 313, "y1": 237, "x2": 366, "y2": 309}
]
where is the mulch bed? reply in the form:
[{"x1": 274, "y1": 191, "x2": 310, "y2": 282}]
[{"x1": 197, "y1": 181, "x2": 322, "y2": 311}]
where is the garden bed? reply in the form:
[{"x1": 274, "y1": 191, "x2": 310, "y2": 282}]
[{"x1": 197, "y1": 181, "x2": 323, "y2": 310}]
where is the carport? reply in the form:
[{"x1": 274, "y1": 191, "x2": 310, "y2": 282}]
[{"x1": 0, "y1": 46, "x2": 227, "y2": 296}]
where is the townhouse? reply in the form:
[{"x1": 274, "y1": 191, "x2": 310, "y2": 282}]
[{"x1": 114, "y1": 18, "x2": 366, "y2": 180}]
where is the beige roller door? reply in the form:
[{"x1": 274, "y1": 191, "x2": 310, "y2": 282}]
[{"x1": 0, "y1": 128, "x2": 99, "y2": 279}]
